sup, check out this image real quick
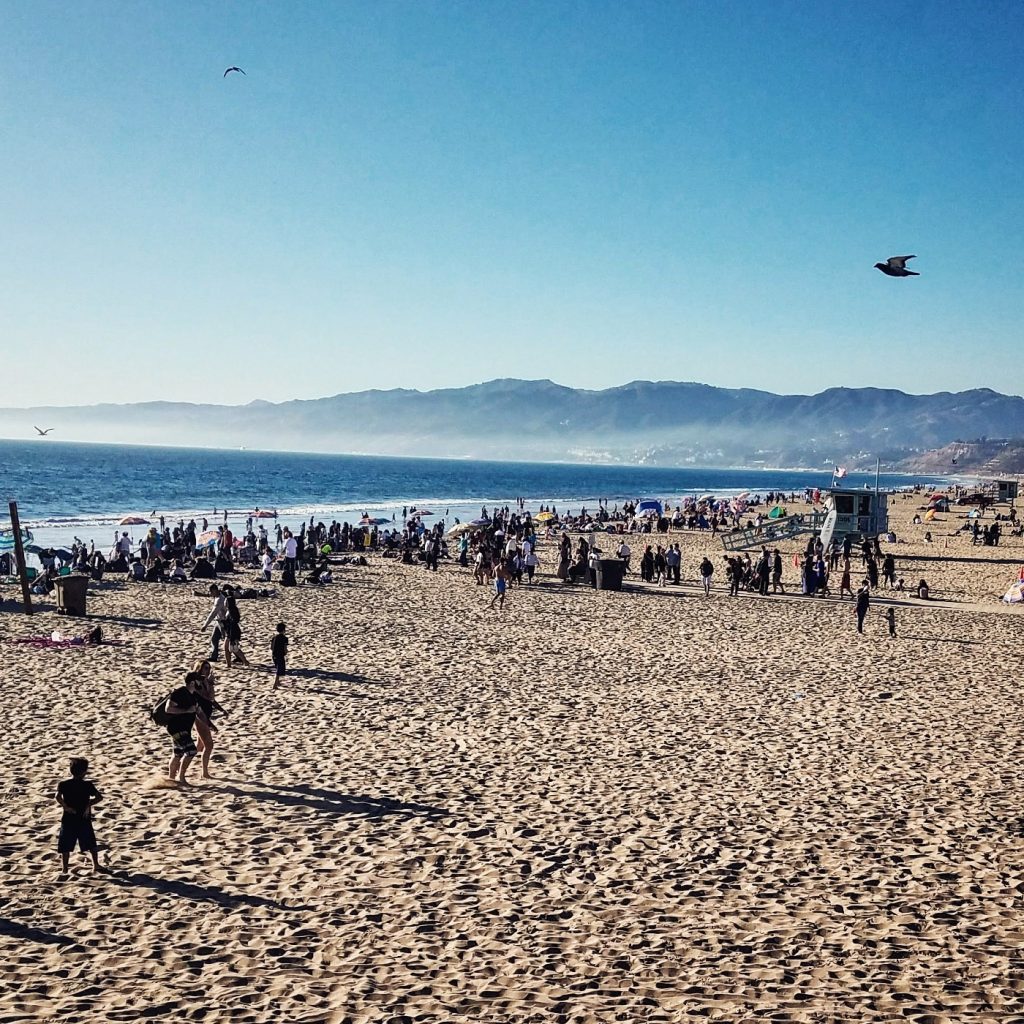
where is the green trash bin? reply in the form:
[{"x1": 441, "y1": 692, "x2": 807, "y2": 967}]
[{"x1": 55, "y1": 574, "x2": 89, "y2": 616}]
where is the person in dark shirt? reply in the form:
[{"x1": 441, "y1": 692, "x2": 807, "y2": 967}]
[
  {"x1": 855, "y1": 582, "x2": 871, "y2": 634},
  {"x1": 166, "y1": 673, "x2": 201, "y2": 783},
  {"x1": 271, "y1": 622, "x2": 288, "y2": 690},
  {"x1": 56, "y1": 757, "x2": 103, "y2": 875}
]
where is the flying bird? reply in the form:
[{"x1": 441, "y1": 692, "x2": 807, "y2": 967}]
[
  {"x1": 874, "y1": 255, "x2": 919, "y2": 277},
  {"x1": 224, "y1": 66, "x2": 246, "y2": 77},
  {"x1": 34, "y1": 426, "x2": 53, "y2": 436}
]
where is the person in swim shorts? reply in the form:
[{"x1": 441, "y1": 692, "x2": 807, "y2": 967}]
[{"x1": 490, "y1": 562, "x2": 510, "y2": 610}]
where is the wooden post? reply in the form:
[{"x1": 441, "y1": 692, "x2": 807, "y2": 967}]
[{"x1": 8, "y1": 501, "x2": 32, "y2": 614}]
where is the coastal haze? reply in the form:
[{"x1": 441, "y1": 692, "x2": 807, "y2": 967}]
[{"x1": 4, "y1": 378, "x2": 1023, "y2": 468}]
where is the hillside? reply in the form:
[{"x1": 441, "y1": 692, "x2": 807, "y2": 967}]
[{"x1": 3, "y1": 379, "x2": 1023, "y2": 468}]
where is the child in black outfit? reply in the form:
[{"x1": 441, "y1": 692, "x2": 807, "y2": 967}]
[
  {"x1": 56, "y1": 758, "x2": 103, "y2": 876},
  {"x1": 272, "y1": 622, "x2": 288, "y2": 689}
]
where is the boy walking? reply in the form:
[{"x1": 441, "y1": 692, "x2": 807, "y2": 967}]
[
  {"x1": 272, "y1": 622, "x2": 288, "y2": 689},
  {"x1": 56, "y1": 758, "x2": 103, "y2": 875},
  {"x1": 490, "y1": 562, "x2": 510, "y2": 610}
]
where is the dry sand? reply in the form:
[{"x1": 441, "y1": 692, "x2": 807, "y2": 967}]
[{"x1": 3, "y1": 497, "x2": 1024, "y2": 1022}]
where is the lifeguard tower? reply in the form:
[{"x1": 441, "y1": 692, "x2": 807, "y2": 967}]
[
  {"x1": 823, "y1": 487, "x2": 889, "y2": 544},
  {"x1": 720, "y1": 486, "x2": 888, "y2": 552}
]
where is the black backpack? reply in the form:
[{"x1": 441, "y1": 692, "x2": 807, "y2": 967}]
[{"x1": 150, "y1": 694, "x2": 171, "y2": 728}]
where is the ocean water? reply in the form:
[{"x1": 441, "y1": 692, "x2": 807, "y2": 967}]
[{"x1": 0, "y1": 439, "x2": 937, "y2": 550}]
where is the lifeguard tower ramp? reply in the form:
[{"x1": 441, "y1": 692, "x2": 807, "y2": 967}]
[{"x1": 720, "y1": 512, "x2": 827, "y2": 552}]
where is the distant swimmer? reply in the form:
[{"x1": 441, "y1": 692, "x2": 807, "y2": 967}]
[
  {"x1": 34, "y1": 426, "x2": 54, "y2": 436},
  {"x1": 223, "y1": 66, "x2": 246, "y2": 77},
  {"x1": 874, "y1": 255, "x2": 919, "y2": 277}
]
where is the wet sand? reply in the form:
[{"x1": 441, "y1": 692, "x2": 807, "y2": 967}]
[{"x1": 3, "y1": 496, "x2": 1023, "y2": 1022}]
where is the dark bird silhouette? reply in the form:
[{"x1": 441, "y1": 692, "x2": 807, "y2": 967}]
[
  {"x1": 34, "y1": 426, "x2": 53, "y2": 436},
  {"x1": 224, "y1": 67, "x2": 246, "y2": 77},
  {"x1": 874, "y1": 255, "x2": 919, "y2": 277}
]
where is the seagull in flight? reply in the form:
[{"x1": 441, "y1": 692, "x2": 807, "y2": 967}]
[
  {"x1": 874, "y1": 255, "x2": 919, "y2": 277},
  {"x1": 224, "y1": 66, "x2": 246, "y2": 77},
  {"x1": 34, "y1": 426, "x2": 54, "y2": 436}
]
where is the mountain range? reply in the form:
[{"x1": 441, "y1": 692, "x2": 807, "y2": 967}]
[{"x1": 3, "y1": 379, "x2": 1023, "y2": 470}]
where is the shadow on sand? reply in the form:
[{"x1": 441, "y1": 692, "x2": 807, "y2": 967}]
[
  {"x1": 102, "y1": 870, "x2": 300, "y2": 910},
  {"x1": 0, "y1": 917, "x2": 78, "y2": 947},
  {"x1": 214, "y1": 782, "x2": 450, "y2": 822}
]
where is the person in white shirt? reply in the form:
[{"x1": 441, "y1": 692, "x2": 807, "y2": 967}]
[
  {"x1": 617, "y1": 541, "x2": 631, "y2": 571},
  {"x1": 283, "y1": 534, "x2": 298, "y2": 571},
  {"x1": 261, "y1": 551, "x2": 274, "y2": 581},
  {"x1": 117, "y1": 532, "x2": 132, "y2": 558}
]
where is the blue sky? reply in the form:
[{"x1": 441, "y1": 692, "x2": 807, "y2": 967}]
[{"x1": 1, "y1": 1, "x2": 1021, "y2": 405}]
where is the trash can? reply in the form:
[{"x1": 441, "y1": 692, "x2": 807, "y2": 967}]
[
  {"x1": 55, "y1": 574, "x2": 89, "y2": 616},
  {"x1": 595, "y1": 558, "x2": 626, "y2": 592}
]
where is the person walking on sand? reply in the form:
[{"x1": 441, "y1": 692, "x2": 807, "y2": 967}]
[
  {"x1": 491, "y1": 561, "x2": 510, "y2": 610},
  {"x1": 699, "y1": 556, "x2": 714, "y2": 596},
  {"x1": 192, "y1": 659, "x2": 225, "y2": 779},
  {"x1": 272, "y1": 622, "x2": 288, "y2": 689},
  {"x1": 771, "y1": 548, "x2": 785, "y2": 593},
  {"x1": 884, "y1": 607, "x2": 896, "y2": 638},
  {"x1": 223, "y1": 587, "x2": 250, "y2": 667},
  {"x1": 55, "y1": 758, "x2": 103, "y2": 876},
  {"x1": 203, "y1": 584, "x2": 228, "y2": 662},
  {"x1": 839, "y1": 557, "x2": 853, "y2": 600},
  {"x1": 165, "y1": 672, "x2": 203, "y2": 784},
  {"x1": 855, "y1": 581, "x2": 870, "y2": 634}
]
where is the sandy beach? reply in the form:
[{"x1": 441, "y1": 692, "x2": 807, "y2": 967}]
[{"x1": 3, "y1": 496, "x2": 1024, "y2": 1023}]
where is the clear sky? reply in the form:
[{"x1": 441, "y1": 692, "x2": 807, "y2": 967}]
[{"x1": 2, "y1": 1, "x2": 1021, "y2": 405}]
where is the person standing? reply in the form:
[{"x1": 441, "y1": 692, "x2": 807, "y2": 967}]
[
  {"x1": 271, "y1": 622, "x2": 288, "y2": 689},
  {"x1": 771, "y1": 549, "x2": 785, "y2": 593},
  {"x1": 757, "y1": 547, "x2": 771, "y2": 596},
  {"x1": 617, "y1": 539, "x2": 631, "y2": 572},
  {"x1": 223, "y1": 588, "x2": 250, "y2": 668},
  {"x1": 839, "y1": 557, "x2": 853, "y2": 599},
  {"x1": 165, "y1": 673, "x2": 202, "y2": 784},
  {"x1": 855, "y1": 582, "x2": 870, "y2": 634},
  {"x1": 491, "y1": 561, "x2": 510, "y2": 610},
  {"x1": 203, "y1": 584, "x2": 228, "y2": 663},
  {"x1": 665, "y1": 544, "x2": 680, "y2": 585},
  {"x1": 55, "y1": 758, "x2": 103, "y2": 876},
  {"x1": 699, "y1": 556, "x2": 714, "y2": 596}
]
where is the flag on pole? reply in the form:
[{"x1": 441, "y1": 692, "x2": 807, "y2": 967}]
[{"x1": 832, "y1": 465, "x2": 848, "y2": 481}]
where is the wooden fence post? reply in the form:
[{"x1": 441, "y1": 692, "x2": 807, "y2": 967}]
[{"x1": 8, "y1": 501, "x2": 33, "y2": 614}]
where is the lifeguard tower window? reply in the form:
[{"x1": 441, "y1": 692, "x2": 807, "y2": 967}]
[
  {"x1": 859, "y1": 496, "x2": 872, "y2": 516},
  {"x1": 834, "y1": 495, "x2": 855, "y2": 515}
]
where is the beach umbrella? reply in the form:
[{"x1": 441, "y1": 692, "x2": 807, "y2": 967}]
[
  {"x1": 359, "y1": 516, "x2": 389, "y2": 526},
  {"x1": 197, "y1": 530, "x2": 220, "y2": 546},
  {"x1": 447, "y1": 522, "x2": 476, "y2": 537},
  {"x1": 251, "y1": 510, "x2": 276, "y2": 518},
  {"x1": 119, "y1": 515, "x2": 149, "y2": 526},
  {"x1": 410, "y1": 509, "x2": 434, "y2": 517},
  {"x1": 535, "y1": 511, "x2": 556, "y2": 523},
  {"x1": 736, "y1": 491, "x2": 751, "y2": 500},
  {"x1": 470, "y1": 517, "x2": 490, "y2": 527}
]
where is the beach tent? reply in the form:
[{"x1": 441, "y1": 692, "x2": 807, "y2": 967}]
[
  {"x1": 1002, "y1": 581, "x2": 1024, "y2": 604},
  {"x1": 768, "y1": 505, "x2": 784, "y2": 519},
  {"x1": 636, "y1": 499, "x2": 662, "y2": 517},
  {"x1": 929, "y1": 497, "x2": 951, "y2": 512}
]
